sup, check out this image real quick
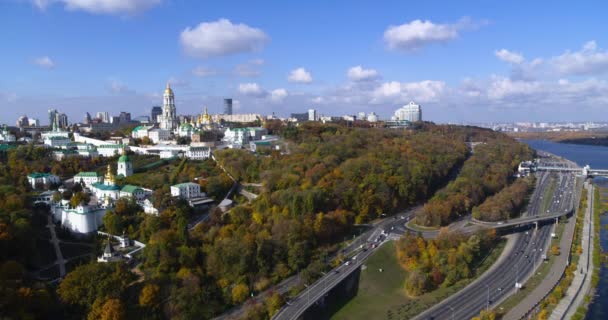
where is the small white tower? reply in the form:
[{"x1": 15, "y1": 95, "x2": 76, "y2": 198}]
[{"x1": 117, "y1": 154, "x2": 133, "y2": 178}]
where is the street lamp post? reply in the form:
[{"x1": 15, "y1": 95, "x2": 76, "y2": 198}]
[
  {"x1": 485, "y1": 284, "x2": 490, "y2": 311},
  {"x1": 515, "y1": 263, "x2": 519, "y2": 290}
]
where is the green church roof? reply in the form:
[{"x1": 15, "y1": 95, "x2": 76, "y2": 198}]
[
  {"x1": 118, "y1": 154, "x2": 131, "y2": 163},
  {"x1": 121, "y1": 185, "x2": 143, "y2": 194}
]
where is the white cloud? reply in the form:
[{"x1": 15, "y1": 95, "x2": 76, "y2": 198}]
[
  {"x1": 237, "y1": 83, "x2": 287, "y2": 102},
  {"x1": 235, "y1": 59, "x2": 264, "y2": 77},
  {"x1": 288, "y1": 67, "x2": 313, "y2": 83},
  {"x1": 167, "y1": 76, "x2": 189, "y2": 87},
  {"x1": 192, "y1": 66, "x2": 216, "y2": 77},
  {"x1": 347, "y1": 66, "x2": 379, "y2": 81},
  {"x1": 33, "y1": 56, "x2": 55, "y2": 68},
  {"x1": 495, "y1": 49, "x2": 524, "y2": 64},
  {"x1": 551, "y1": 41, "x2": 608, "y2": 76},
  {"x1": 486, "y1": 76, "x2": 542, "y2": 100},
  {"x1": 371, "y1": 80, "x2": 446, "y2": 103},
  {"x1": 108, "y1": 80, "x2": 133, "y2": 94},
  {"x1": 238, "y1": 83, "x2": 266, "y2": 97},
  {"x1": 180, "y1": 19, "x2": 269, "y2": 58},
  {"x1": 384, "y1": 17, "x2": 474, "y2": 51},
  {"x1": 270, "y1": 88, "x2": 288, "y2": 102},
  {"x1": 32, "y1": 0, "x2": 161, "y2": 14}
]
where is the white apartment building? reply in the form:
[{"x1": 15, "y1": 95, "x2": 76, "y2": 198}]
[
  {"x1": 394, "y1": 101, "x2": 422, "y2": 122},
  {"x1": 148, "y1": 128, "x2": 170, "y2": 143},
  {"x1": 44, "y1": 136, "x2": 71, "y2": 147},
  {"x1": 27, "y1": 173, "x2": 61, "y2": 189},
  {"x1": 171, "y1": 182, "x2": 202, "y2": 200},
  {"x1": 131, "y1": 125, "x2": 154, "y2": 139},
  {"x1": 186, "y1": 146, "x2": 211, "y2": 160},
  {"x1": 74, "y1": 172, "x2": 104, "y2": 188},
  {"x1": 97, "y1": 145, "x2": 124, "y2": 157}
]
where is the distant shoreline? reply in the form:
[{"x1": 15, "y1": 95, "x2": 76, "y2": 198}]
[{"x1": 509, "y1": 131, "x2": 608, "y2": 147}]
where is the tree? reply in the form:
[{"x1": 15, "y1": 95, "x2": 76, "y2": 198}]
[
  {"x1": 88, "y1": 298, "x2": 126, "y2": 320},
  {"x1": 266, "y1": 292, "x2": 284, "y2": 316},
  {"x1": 52, "y1": 191, "x2": 62, "y2": 202},
  {"x1": 57, "y1": 263, "x2": 134, "y2": 309},
  {"x1": 231, "y1": 283, "x2": 250, "y2": 304},
  {"x1": 551, "y1": 245, "x2": 560, "y2": 256},
  {"x1": 472, "y1": 309, "x2": 496, "y2": 320},
  {"x1": 103, "y1": 211, "x2": 123, "y2": 235},
  {"x1": 139, "y1": 283, "x2": 161, "y2": 310},
  {"x1": 405, "y1": 270, "x2": 428, "y2": 296}
]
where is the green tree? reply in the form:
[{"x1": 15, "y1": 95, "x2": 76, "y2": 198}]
[{"x1": 57, "y1": 263, "x2": 134, "y2": 310}]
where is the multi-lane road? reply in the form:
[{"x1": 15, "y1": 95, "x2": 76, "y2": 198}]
[
  {"x1": 414, "y1": 160, "x2": 579, "y2": 320},
  {"x1": 274, "y1": 156, "x2": 580, "y2": 320}
]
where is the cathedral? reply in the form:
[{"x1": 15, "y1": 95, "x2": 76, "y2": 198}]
[{"x1": 158, "y1": 82, "x2": 177, "y2": 131}]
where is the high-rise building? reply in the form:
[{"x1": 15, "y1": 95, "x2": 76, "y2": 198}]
[
  {"x1": 96, "y1": 112, "x2": 110, "y2": 123},
  {"x1": 357, "y1": 112, "x2": 366, "y2": 120},
  {"x1": 16, "y1": 115, "x2": 29, "y2": 128},
  {"x1": 159, "y1": 83, "x2": 177, "y2": 130},
  {"x1": 118, "y1": 112, "x2": 131, "y2": 124},
  {"x1": 224, "y1": 98, "x2": 233, "y2": 115},
  {"x1": 151, "y1": 106, "x2": 162, "y2": 123},
  {"x1": 308, "y1": 109, "x2": 317, "y2": 121},
  {"x1": 56, "y1": 113, "x2": 69, "y2": 129},
  {"x1": 290, "y1": 112, "x2": 308, "y2": 122},
  {"x1": 394, "y1": 101, "x2": 422, "y2": 122},
  {"x1": 84, "y1": 112, "x2": 92, "y2": 124},
  {"x1": 28, "y1": 118, "x2": 40, "y2": 127},
  {"x1": 367, "y1": 112, "x2": 379, "y2": 122},
  {"x1": 48, "y1": 109, "x2": 58, "y2": 126}
]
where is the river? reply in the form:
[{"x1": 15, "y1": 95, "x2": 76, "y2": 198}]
[{"x1": 522, "y1": 140, "x2": 607, "y2": 319}]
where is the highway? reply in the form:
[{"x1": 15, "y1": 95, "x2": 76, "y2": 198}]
[
  {"x1": 414, "y1": 159, "x2": 579, "y2": 320},
  {"x1": 271, "y1": 209, "x2": 420, "y2": 320},
  {"x1": 273, "y1": 156, "x2": 579, "y2": 320}
]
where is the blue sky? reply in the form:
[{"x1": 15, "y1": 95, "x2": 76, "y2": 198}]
[{"x1": 1, "y1": 0, "x2": 607, "y2": 124}]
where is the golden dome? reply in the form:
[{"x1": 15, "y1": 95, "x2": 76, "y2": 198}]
[
  {"x1": 164, "y1": 82, "x2": 173, "y2": 95},
  {"x1": 104, "y1": 164, "x2": 116, "y2": 185},
  {"x1": 198, "y1": 106, "x2": 212, "y2": 124}
]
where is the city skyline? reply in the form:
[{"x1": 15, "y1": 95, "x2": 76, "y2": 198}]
[{"x1": 1, "y1": 0, "x2": 608, "y2": 123}]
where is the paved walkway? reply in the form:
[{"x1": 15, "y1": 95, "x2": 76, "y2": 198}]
[
  {"x1": 46, "y1": 215, "x2": 67, "y2": 277},
  {"x1": 550, "y1": 184, "x2": 594, "y2": 319},
  {"x1": 503, "y1": 182, "x2": 582, "y2": 320}
]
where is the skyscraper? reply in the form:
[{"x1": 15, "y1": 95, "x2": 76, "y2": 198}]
[
  {"x1": 308, "y1": 109, "x2": 317, "y2": 121},
  {"x1": 158, "y1": 83, "x2": 177, "y2": 130},
  {"x1": 151, "y1": 106, "x2": 162, "y2": 123},
  {"x1": 56, "y1": 113, "x2": 69, "y2": 128},
  {"x1": 96, "y1": 112, "x2": 110, "y2": 123},
  {"x1": 48, "y1": 109, "x2": 58, "y2": 126},
  {"x1": 224, "y1": 98, "x2": 233, "y2": 115}
]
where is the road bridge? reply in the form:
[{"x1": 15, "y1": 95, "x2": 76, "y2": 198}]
[
  {"x1": 537, "y1": 164, "x2": 608, "y2": 177},
  {"x1": 471, "y1": 209, "x2": 573, "y2": 231}
]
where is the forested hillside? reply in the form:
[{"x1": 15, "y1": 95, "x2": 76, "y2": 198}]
[
  {"x1": 416, "y1": 138, "x2": 534, "y2": 226},
  {"x1": 0, "y1": 123, "x2": 535, "y2": 319}
]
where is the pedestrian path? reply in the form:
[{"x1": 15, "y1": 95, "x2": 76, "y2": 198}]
[{"x1": 46, "y1": 215, "x2": 67, "y2": 277}]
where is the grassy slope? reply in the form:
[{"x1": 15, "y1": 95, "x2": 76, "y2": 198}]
[{"x1": 331, "y1": 240, "x2": 506, "y2": 320}]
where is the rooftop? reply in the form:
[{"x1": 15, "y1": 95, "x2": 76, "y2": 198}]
[
  {"x1": 92, "y1": 183, "x2": 121, "y2": 191},
  {"x1": 172, "y1": 182, "x2": 199, "y2": 188},
  {"x1": 121, "y1": 185, "x2": 143, "y2": 194},
  {"x1": 118, "y1": 154, "x2": 130, "y2": 163},
  {"x1": 28, "y1": 172, "x2": 56, "y2": 178},
  {"x1": 75, "y1": 172, "x2": 101, "y2": 177}
]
